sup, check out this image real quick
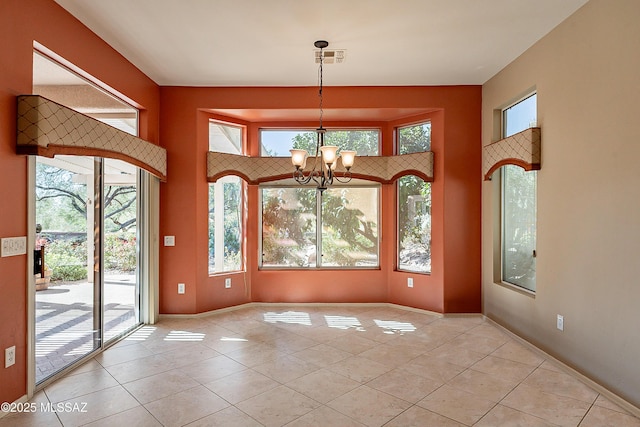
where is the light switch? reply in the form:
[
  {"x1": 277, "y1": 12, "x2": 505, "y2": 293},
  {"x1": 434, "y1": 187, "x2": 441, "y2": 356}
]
[
  {"x1": 1, "y1": 237, "x2": 27, "y2": 257},
  {"x1": 164, "y1": 236, "x2": 175, "y2": 246}
]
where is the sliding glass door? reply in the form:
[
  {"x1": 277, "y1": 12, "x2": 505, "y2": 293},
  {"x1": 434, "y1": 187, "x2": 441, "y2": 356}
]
[{"x1": 103, "y1": 159, "x2": 140, "y2": 341}]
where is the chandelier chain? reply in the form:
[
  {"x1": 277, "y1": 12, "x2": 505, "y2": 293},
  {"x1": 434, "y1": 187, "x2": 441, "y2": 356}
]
[{"x1": 318, "y1": 47, "x2": 324, "y2": 129}]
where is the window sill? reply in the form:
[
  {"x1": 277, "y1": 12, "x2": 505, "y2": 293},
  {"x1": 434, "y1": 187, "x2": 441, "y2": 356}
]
[
  {"x1": 208, "y1": 270, "x2": 245, "y2": 277},
  {"x1": 396, "y1": 269, "x2": 431, "y2": 276},
  {"x1": 258, "y1": 266, "x2": 381, "y2": 271},
  {"x1": 495, "y1": 280, "x2": 536, "y2": 298}
]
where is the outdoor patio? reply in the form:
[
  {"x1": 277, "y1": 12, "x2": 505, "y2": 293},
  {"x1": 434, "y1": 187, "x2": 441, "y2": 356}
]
[{"x1": 35, "y1": 275, "x2": 138, "y2": 383}]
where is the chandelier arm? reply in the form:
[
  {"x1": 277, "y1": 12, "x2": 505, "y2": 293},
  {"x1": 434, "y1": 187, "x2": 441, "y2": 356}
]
[
  {"x1": 311, "y1": 169, "x2": 324, "y2": 185},
  {"x1": 293, "y1": 169, "x2": 314, "y2": 185},
  {"x1": 333, "y1": 171, "x2": 353, "y2": 184}
]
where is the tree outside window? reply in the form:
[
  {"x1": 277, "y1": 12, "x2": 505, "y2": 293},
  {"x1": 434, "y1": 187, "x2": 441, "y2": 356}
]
[
  {"x1": 501, "y1": 93, "x2": 537, "y2": 291},
  {"x1": 209, "y1": 121, "x2": 244, "y2": 274},
  {"x1": 397, "y1": 122, "x2": 431, "y2": 273},
  {"x1": 260, "y1": 129, "x2": 380, "y2": 269}
]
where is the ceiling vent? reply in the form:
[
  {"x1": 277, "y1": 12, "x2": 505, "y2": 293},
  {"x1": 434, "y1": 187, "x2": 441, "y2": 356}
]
[{"x1": 315, "y1": 49, "x2": 346, "y2": 64}]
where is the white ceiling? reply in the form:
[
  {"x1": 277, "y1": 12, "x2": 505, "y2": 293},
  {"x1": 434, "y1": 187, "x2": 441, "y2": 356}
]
[{"x1": 53, "y1": 0, "x2": 588, "y2": 87}]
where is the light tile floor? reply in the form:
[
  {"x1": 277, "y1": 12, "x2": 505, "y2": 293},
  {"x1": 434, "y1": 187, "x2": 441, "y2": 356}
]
[{"x1": 2, "y1": 305, "x2": 639, "y2": 427}]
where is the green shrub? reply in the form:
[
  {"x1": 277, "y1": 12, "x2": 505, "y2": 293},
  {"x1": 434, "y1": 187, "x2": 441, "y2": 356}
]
[
  {"x1": 46, "y1": 240, "x2": 87, "y2": 282},
  {"x1": 104, "y1": 233, "x2": 136, "y2": 272}
]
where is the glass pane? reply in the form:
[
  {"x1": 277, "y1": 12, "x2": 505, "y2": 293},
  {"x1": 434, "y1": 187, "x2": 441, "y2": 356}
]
[
  {"x1": 261, "y1": 188, "x2": 317, "y2": 267},
  {"x1": 503, "y1": 94, "x2": 537, "y2": 137},
  {"x1": 398, "y1": 176, "x2": 431, "y2": 273},
  {"x1": 209, "y1": 121, "x2": 243, "y2": 274},
  {"x1": 209, "y1": 176, "x2": 243, "y2": 273},
  {"x1": 35, "y1": 156, "x2": 99, "y2": 383},
  {"x1": 321, "y1": 187, "x2": 379, "y2": 267},
  {"x1": 209, "y1": 122, "x2": 242, "y2": 154},
  {"x1": 502, "y1": 166, "x2": 537, "y2": 291},
  {"x1": 501, "y1": 93, "x2": 537, "y2": 291},
  {"x1": 260, "y1": 129, "x2": 380, "y2": 156},
  {"x1": 398, "y1": 122, "x2": 431, "y2": 154},
  {"x1": 103, "y1": 159, "x2": 140, "y2": 341},
  {"x1": 397, "y1": 121, "x2": 431, "y2": 273}
]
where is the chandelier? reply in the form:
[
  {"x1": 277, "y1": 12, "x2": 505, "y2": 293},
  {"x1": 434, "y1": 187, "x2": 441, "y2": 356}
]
[{"x1": 290, "y1": 40, "x2": 356, "y2": 192}]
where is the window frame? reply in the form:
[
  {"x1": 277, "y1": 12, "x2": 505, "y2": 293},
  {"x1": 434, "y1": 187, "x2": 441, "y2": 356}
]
[
  {"x1": 395, "y1": 120, "x2": 432, "y2": 275},
  {"x1": 208, "y1": 120, "x2": 246, "y2": 275},
  {"x1": 259, "y1": 183, "x2": 381, "y2": 270},
  {"x1": 499, "y1": 93, "x2": 537, "y2": 293}
]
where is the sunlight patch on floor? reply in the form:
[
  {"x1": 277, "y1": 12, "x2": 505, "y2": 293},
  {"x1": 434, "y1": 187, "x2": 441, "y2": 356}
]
[
  {"x1": 263, "y1": 311, "x2": 312, "y2": 326},
  {"x1": 164, "y1": 330, "x2": 206, "y2": 341}
]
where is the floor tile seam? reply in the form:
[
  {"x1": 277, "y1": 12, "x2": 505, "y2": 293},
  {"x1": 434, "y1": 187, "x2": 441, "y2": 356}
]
[
  {"x1": 495, "y1": 362, "x2": 546, "y2": 406},
  {"x1": 319, "y1": 401, "x2": 374, "y2": 426},
  {"x1": 234, "y1": 383, "x2": 321, "y2": 421},
  {"x1": 44, "y1": 372, "x2": 121, "y2": 403},
  {"x1": 106, "y1": 364, "x2": 177, "y2": 386},
  {"x1": 465, "y1": 364, "x2": 534, "y2": 387},
  {"x1": 325, "y1": 390, "x2": 408, "y2": 426},
  {"x1": 144, "y1": 382, "x2": 225, "y2": 407},
  {"x1": 353, "y1": 381, "x2": 423, "y2": 409},
  {"x1": 421, "y1": 329, "x2": 469, "y2": 354},
  {"x1": 575, "y1": 400, "x2": 598, "y2": 427},
  {"x1": 107, "y1": 350, "x2": 176, "y2": 369},
  {"x1": 473, "y1": 403, "x2": 561, "y2": 427},
  {"x1": 45, "y1": 383, "x2": 124, "y2": 406},
  {"x1": 521, "y1": 366, "x2": 601, "y2": 405},
  {"x1": 413, "y1": 381, "x2": 499, "y2": 426},
  {"x1": 84, "y1": 398, "x2": 162, "y2": 427},
  {"x1": 443, "y1": 364, "x2": 516, "y2": 405},
  {"x1": 140, "y1": 384, "x2": 234, "y2": 424},
  {"x1": 197, "y1": 403, "x2": 264, "y2": 427},
  {"x1": 183, "y1": 367, "x2": 253, "y2": 387},
  {"x1": 457, "y1": 365, "x2": 527, "y2": 411},
  {"x1": 486, "y1": 340, "x2": 548, "y2": 369},
  {"x1": 200, "y1": 373, "x2": 282, "y2": 405},
  {"x1": 498, "y1": 385, "x2": 591, "y2": 424},
  {"x1": 591, "y1": 395, "x2": 639, "y2": 417},
  {"x1": 468, "y1": 400, "x2": 501, "y2": 427},
  {"x1": 121, "y1": 375, "x2": 203, "y2": 404},
  {"x1": 284, "y1": 376, "x2": 358, "y2": 409}
]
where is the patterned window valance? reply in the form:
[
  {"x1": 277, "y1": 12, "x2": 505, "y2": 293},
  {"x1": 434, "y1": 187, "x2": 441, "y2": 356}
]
[
  {"x1": 483, "y1": 127, "x2": 540, "y2": 180},
  {"x1": 17, "y1": 95, "x2": 167, "y2": 181},
  {"x1": 207, "y1": 151, "x2": 433, "y2": 184}
]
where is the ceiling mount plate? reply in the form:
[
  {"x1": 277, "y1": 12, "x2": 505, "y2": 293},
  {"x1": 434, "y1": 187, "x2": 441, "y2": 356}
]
[{"x1": 314, "y1": 40, "x2": 329, "y2": 49}]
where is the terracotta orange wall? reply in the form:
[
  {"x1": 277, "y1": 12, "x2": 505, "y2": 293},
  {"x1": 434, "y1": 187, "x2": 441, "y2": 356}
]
[
  {"x1": 159, "y1": 86, "x2": 481, "y2": 314},
  {"x1": 0, "y1": 0, "x2": 159, "y2": 405}
]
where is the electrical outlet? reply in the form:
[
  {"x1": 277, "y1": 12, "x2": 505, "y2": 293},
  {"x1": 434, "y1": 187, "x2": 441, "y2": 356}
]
[
  {"x1": 5, "y1": 346, "x2": 15, "y2": 368},
  {"x1": 407, "y1": 278, "x2": 414, "y2": 288},
  {"x1": 178, "y1": 283, "x2": 185, "y2": 294},
  {"x1": 225, "y1": 278, "x2": 231, "y2": 289},
  {"x1": 557, "y1": 314, "x2": 564, "y2": 331}
]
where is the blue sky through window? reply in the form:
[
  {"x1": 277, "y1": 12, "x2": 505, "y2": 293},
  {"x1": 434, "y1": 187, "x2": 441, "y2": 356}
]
[
  {"x1": 504, "y1": 93, "x2": 537, "y2": 137},
  {"x1": 261, "y1": 130, "x2": 314, "y2": 156}
]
